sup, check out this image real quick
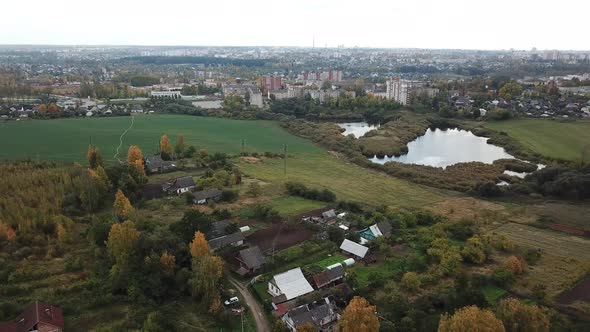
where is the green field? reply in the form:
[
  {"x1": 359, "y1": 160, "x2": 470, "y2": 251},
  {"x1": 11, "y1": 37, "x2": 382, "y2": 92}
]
[
  {"x1": 240, "y1": 153, "x2": 452, "y2": 209},
  {"x1": 0, "y1": 115, "x2": 320, "y2": 162},
  {"x1": 268, "y1": 196, "x2": 327, "y2": 216},
  {"x1": 484, "y1": 119, "x2": 590, "y2": 161}
]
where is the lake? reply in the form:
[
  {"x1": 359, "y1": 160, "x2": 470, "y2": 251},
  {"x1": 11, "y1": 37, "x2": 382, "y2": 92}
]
[
  {"x1": 337, "y1": 122, "x2": 380, "y2": 138},
  {"x1": 369, "y1": 128, "x2": 515, "y2": 168}
]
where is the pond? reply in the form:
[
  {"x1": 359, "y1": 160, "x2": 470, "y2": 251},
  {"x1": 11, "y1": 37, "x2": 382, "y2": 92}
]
[
  {"x1": 369, "y1": 128, "x2": 515, "y2": 168},
  {"x1": 337, "y1": 122, "x2": 380, "y2": 138}
]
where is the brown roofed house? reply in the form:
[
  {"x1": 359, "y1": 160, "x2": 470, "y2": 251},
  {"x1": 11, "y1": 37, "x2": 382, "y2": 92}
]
[{"x1": 0, "y1": 302, "x2": 64, "y2": 332}]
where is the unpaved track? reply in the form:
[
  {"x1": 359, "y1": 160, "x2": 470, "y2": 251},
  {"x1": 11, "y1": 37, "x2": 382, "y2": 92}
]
[
  {"x1": 114, "y1": 115, "x2": 135, "y2": 162},
  {"x1": 228, "y1": 276, "x2": 270, "y2": 332}
]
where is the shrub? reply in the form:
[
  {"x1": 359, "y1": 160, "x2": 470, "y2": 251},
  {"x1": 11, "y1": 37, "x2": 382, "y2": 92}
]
[
  {"x1": 401, "y1": 272, "x2": 421, "y2": 291},
  {"x1": 285, "y1": 181, "x2": 336, "y2": 202},
  {"x1": 220, "y1": 190, "x2": 239, "y2": 202},
  {"x1": 523, "y1": 249, "x2": 542, "y2": 265},
  {"x1": 504, "y1": 256, "x2": 526, "y2": 275}
]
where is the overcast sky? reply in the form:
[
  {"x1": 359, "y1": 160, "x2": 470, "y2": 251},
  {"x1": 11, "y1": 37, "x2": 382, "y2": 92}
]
[{"x1": 1, "y1": 0, "x2": 587, "y2": 50}]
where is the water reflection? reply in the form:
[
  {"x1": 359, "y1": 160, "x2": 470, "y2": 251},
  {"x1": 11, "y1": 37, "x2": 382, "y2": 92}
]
[
  {"x1": 337, "y1": 122, "x2": 380, "y2": 138},
  {"x1": 369, "y1": 128, "x2": 516, "y2": 168}
]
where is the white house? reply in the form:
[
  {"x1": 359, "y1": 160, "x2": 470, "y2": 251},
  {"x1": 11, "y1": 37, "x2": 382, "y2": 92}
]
[
  {"x1": 268, "y1": 268, "x2": 314, "y2": 304},
  {"x1": 340, "y1": 239, "x2": 369, "y2": 259}
]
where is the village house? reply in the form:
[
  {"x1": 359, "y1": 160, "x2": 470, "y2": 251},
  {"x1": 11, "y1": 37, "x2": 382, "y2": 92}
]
[
  {"x1": 0, "y1": 302, "x2": 64, "y2": 332},
  {"x1": 359, "y1": 221, "x2": 393, "y2": 244},
  {"x1": 236, "y1": 246, "x2": 266, "y2": 275},
  {"x1": 145, "y1": 155, "x2": 177, "y2": 174},
  {"x1": 162, "y1": 176, "x2": 196, "y2": 195},
  {"x1": 312, "y1": 264, "x2": 345, "y2": 289},
  {"x1": 339, "y1": 239, "x2": 369, "y2": 259},
  {"x1": 268, "y1": 268, "x2": 314, "y2": 305},
  {"x1": 282, "y1": 297, "x2": 340, "y2": 332},
  {"x1": 192, "y1": 188, "x2": 222, "y2": 204},
  {"x1": 209, "y1": 232, "x2": 245, "y2": 251}
]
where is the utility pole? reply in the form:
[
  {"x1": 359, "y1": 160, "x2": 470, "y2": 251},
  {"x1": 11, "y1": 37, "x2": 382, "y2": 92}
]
[
  {"x1": 241, "y1": 139, "x2": 245, "y2": 155},
  {"x1": 283, "y1": 144, "x2": 287, "y2": 176}
]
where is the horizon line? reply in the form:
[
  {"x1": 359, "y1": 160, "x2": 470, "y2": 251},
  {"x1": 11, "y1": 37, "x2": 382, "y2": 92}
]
[{"x1": 0, "y1": 43, "x2": 588, "y2": 53}]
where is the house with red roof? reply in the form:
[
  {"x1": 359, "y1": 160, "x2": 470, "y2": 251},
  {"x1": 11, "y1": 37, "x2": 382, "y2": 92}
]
[{"x1": 0, "y1": 302, "x2": 64, "y2": 332}]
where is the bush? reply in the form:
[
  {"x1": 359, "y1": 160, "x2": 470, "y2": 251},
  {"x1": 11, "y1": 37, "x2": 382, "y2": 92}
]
[
  {"x1": 523, "y1": 248, "x2": 542, "y2": 265},
  {"x1": 472, "y1": 181, "x2": 503, "y2": 197},
  {"x1": 220, "y1": 190, "x2": 239, "y2": 202},
  {"x1": 285, "y1": 181, "x2": 336, "y2": 202}
]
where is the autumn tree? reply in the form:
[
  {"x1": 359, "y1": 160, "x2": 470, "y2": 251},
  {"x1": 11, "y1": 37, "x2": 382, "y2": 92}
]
[
  {"x1": 127, "y1": 145, "x2": 144, "y2": 164},
  {"x1": 504, "y1": 256, "x2": 526, "y2": 275},
  {"x1": 159, "y1": 134, "x2": 173, "y2": 160},
  {"x1": 439, "y1": 305, "x2": 505, "y2": 332},
  {"x1": 87, "y1": 146, "x2": 104, "y2": 169},
  {"x1": 190, "y1": 231, "x2": 210, "y2": 258},
  {"x1": 208, "y1": 295, "x2": 222, "y2": 315},
  {"x1": 338, "y1": 296, "x2": 380, "y2": 332},
  {"x1": 160, "y1": 251, "x2": 176, "y2": 276},
  {"x1": 113, "y1": 189, "x2": 134, "y2": 221},
  {"x1": 107, "y1": 220, "x2": 140, "y2": 268},
  {"x1": 47, "y1": 103, "x2": 59, "y2": 113},
  {"x1": 496, "y1": 298, "x2": 550, "y2": 332},
  {"x1": 174, "y1": 135, "x2": 185, "y2": 156},
  {"x1": 0, "y1": 223, "x2": 16, "y2": 242},
  {"x1": 38, "y1": 104, "x2": 47, "y2": 113}
]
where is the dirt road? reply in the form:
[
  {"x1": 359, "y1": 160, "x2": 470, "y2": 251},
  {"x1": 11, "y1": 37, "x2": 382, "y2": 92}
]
[{"x1": 229, "y1": 276, "x2": 271, "y2": 332}]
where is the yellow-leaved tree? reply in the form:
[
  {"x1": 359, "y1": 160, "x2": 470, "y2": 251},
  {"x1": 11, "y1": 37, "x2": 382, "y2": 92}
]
[
  {"x1": 107, "y1": 220, "x2": 140, "y2": 268},
  {"x1": 504, "y1": 256, "x2": 526, "y2": 275},
  {"x1": 338, "y1": 296, "x2": 380, "y2": 332},
  {"x1": 438, "y1": 305, "x2": 505, "y2": 332},
  {"x1": 496, "y1": 298, "x2": 550, "y2": 332},
  {"x1": 87, "y1": 145, "x2": 104, "y2": 169},
  {"x1": 159, "y1": 134, "x2": 173, "y2": 159},
  {"x1": 190, "y1": 231, "x2": 210, "y2": 258},
  {"x1": 127, "y1": 145, "x2": 145, "y2": 176},
  {"x1": 113, "y1": 189, "x2": 134, "y2": 221},
  {"x1": 160, "y1": 251, "x2": 176, "y2": 276}
]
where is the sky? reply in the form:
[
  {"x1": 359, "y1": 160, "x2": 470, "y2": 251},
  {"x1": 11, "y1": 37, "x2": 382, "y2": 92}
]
[{"x1": 0, "y1": 0, "x2": 588, "y2": 50}]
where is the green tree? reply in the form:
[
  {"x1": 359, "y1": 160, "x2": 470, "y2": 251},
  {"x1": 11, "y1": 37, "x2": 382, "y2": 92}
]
[{"x1": 499, "y1": 82, "x2": 523, "y2": 100}]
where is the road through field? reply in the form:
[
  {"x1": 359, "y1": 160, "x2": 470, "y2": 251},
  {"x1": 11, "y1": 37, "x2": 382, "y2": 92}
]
[{"x1": 114, "y1": 115, "x2": 135, "y2": 162}]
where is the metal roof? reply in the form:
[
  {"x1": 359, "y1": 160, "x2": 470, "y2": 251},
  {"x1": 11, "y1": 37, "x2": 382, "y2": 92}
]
[
  {"x1": 272, "y1": 268, "x2": 314, "y2": 301},
  {"x1": 340, "y1": 239, "x2": 369, "y2": 258}
]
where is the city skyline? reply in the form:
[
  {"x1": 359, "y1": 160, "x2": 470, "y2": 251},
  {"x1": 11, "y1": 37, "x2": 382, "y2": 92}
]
[{"x1": 1, "y1": 0, "x2": 588, "y2": 51}]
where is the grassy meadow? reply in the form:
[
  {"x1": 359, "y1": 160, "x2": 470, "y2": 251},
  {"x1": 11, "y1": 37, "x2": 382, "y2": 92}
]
[
  {"x1": 240, "y1": 153, "x2": 454, "y2": 210},
  {"x1": 0, "y1": 115, "x2": 320, "y2": 162},
  {"x1": 484, "y1": 119, "x2": 590, "y2": 161}
]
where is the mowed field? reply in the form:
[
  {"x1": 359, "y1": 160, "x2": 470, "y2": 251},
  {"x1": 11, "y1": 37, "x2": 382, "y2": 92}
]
[
  {"x1": 484, "y1": 119, "x2": 590, "y2": 161},
  {"x1": 240, "y1": 153, "x2": 455, "y2": 209},
  {"x1": 492, "y1": 223, "x2": 590, "y2": 300},
  {"x1": 0, "y1": 115, "x2": 320, "y2": 162}
]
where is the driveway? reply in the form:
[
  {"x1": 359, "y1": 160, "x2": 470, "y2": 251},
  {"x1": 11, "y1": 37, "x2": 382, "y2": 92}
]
[{"x1": 228, "y1": 276, "x2": 271, "y2": 332}]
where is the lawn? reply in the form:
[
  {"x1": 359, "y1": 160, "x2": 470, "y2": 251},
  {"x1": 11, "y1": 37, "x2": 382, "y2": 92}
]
[
  {"x1": 482, "y1": 285, "x2": 507, "y2": 305},
  {"x1": 268, "y1": 196, "x2": 327, "y2": 216},
  {"x1": 240, "y1": 152, "x2": 453, "y2": 210},
  {"x1": 312, "y1": 254, "x2": 347, "y2": 269},
  {"x1": 349, "y1": 259, "x2": 407, "y2": 288},
  {"x1": 484, "y1": 119, "x2": 590, "y2": 161},
  {"x1": 0, "y1": 115, "x2": 320, "y2": 162}
]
